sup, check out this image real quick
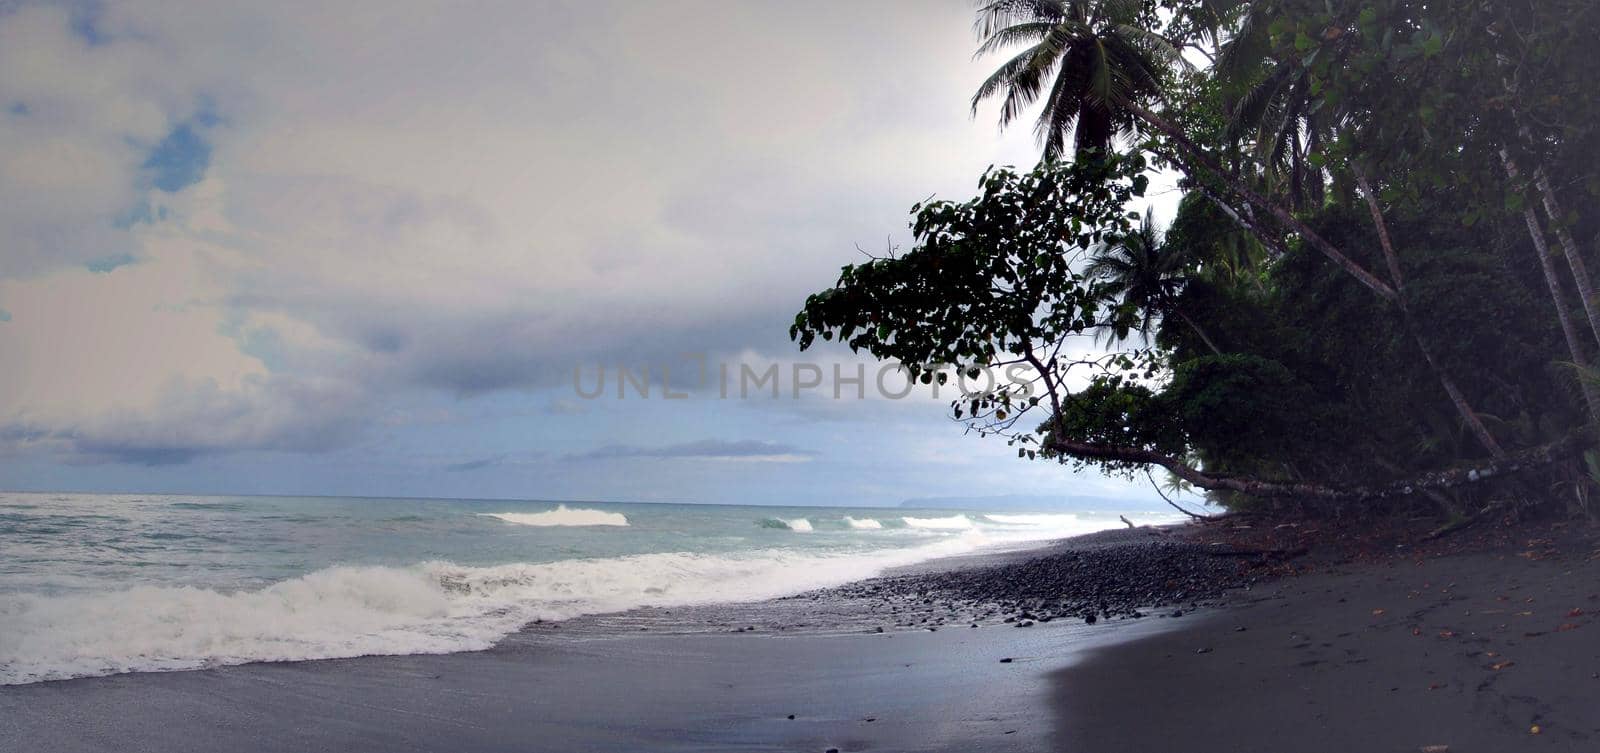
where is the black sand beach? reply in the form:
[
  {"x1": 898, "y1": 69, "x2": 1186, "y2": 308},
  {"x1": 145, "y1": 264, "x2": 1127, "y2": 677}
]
[
  {"x1": 4, "y1": 524, "x2": 1598, "y2": 752},
  {"x1": 1058, "y1": 528, "x2": 1600, "y2": 752},
  {"x1": 0, "y1": 604, "x2": 1173, "y2": 752}
]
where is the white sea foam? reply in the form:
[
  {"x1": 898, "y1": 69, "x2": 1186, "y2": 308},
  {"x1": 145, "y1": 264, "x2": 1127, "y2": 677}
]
[
  {"x1": 983, "y1": 512, "x2": 1115, "y2": 538},
  {"x1": 480, "y1": 505, "x2": 628, "y2": 527},
  {"x1": 984, "y1": 513, "x2": 1075, "y2": 526},
  {"x1": 901, "y1": 514, "x2": 974, "y2": 530},
  {"x1": 782, "y1": 518, "x2": 814, "y2": 533},
  {"x1": 844, "y1": 516, "x2": 883, "y2": 530},
  {"x1": 0, "y1": 535, "x2": 998, "y2": 685}
]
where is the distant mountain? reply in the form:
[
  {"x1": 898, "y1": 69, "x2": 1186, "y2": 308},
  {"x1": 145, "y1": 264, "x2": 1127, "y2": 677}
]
[{"x1": 898, "y1": 494, "x2": 1161, "y2": 511}]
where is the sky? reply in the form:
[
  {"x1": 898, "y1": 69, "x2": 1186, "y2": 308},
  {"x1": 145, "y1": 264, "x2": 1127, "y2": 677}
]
[{"x1": 0, "y1": 0, "x2": 1178, "y2": 506}]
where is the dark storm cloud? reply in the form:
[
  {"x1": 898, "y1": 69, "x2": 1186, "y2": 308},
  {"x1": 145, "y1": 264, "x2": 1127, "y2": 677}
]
[{"x1": 2, "y1": 376, "x2": 373, "y2": 466}]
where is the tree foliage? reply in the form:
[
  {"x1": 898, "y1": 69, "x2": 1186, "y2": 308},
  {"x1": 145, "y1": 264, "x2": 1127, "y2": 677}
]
[{"x1": 794, "y1": 0, "x2": 1600, "y2": 515}]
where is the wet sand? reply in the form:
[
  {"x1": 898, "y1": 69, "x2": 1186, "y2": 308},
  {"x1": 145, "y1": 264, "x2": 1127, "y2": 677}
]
[
  {"x1": 0, "y1": 614, "x2": 1172, "y2": 753},
  {"x1": 1057, "y1": 539, "x2": 1600, "y2": 752}
]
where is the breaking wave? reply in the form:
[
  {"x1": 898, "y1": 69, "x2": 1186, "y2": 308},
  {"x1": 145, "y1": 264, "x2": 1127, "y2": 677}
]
[
  {"x1": 901, "y1": 514, "x2": 974, "y2": 530},
  {"x1": 757, "y1": 517, "x2": 814, "y2": 532},
  {"x1": 0, "y1": 537, "x2": 992, "y2": 685},
  {"x1": 843, "y1": 517, "x2": 883, "y2": 530},
  {"x1": 480, "y1": 505, "x2": 628, "y2": 527}
]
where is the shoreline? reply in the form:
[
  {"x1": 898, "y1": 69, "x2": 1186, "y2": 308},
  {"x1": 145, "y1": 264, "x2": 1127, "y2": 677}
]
[
  {"x1": 0, "y1": 525, "x2": 1209, "y2": 752},
  {"x1": 8, "y1": 521, "x2": 1593, "y2": 751},
  {"x1": 0, "y1": 611, "x2": 1176, "y2": 753}
]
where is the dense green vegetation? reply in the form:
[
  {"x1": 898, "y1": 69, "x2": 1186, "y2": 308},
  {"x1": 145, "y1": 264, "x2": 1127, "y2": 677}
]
[{"x1": 793, "y1": 0, "x2": 1600, "y2": 517}]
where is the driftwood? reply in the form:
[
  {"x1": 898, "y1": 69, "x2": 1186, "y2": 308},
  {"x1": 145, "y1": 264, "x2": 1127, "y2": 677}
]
[{"x1": 1423, "y1": 501, "x2": 1514, "y2": 541}]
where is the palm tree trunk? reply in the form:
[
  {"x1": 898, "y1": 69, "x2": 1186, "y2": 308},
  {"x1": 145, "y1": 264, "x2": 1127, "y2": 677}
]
[
  {"x1": 1351, "y1": 168, "x2": 1510, "y2": 457},
  {"x1": 1485, "y1": 30, "x2": 1600, "y2": 347},
  {"x1": 1196, "y1": 187, "x2": 1285, "y2": 260},
  {"x1": 1127, "y1": 100, "x2": 1507, "y2": 459},
  {"x1": 1125, "y1": 102, "x2": 1399, "y2": 301},
  {"x1": 1174, "y1": 309, "x2": 1224, "y2": 356},
  {"x1": 1530, "y1": 159, "x2": 1600, "y2": 349},
  {"x1": 1500, "y1": 151, "x2": 1600, "y2": 424},
  {"x1": 1352, "y1": 170, "x2": 1405, "y2": 290}
]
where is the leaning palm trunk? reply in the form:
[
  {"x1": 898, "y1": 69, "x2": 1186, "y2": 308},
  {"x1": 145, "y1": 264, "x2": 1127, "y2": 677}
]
[
  {"x1": 1125, "y1": 102, "x2": 1399, "y2": 300},
  {"x1": 1173, "y1": 309, "x2": 1223, "y2": 356},
  {"x1": 1499, "y1": 150, "x2": 1600, "y2": 425},
  {"x1": 1125, "y1": 100, "x2": 1508, "y2": 459},
  {"x1": 1352, "y1": 169, "x2": 1511, "y2": 459},
  {"x1": 1529, "y1": 157, "x2": 1600, "y2": 349},
  {"x1": 1486, "y1": 29, "x2": 1600, "y2": 348}
]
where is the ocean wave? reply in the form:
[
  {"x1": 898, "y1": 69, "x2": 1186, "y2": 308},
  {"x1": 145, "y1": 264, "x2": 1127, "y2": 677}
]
[
  {"x1": 843, "y1": 516, "x2": 883, "y2": 530},
  {"x1": 783, "y1": 518, "x2": 813, "y2": 533},
  {"x1": 0, "y1": 537, "x2": 993, "y2": 685},
  {"x1": 479, "y1": 505, "x2": 628, "y2": 527},
  {"x1": 901, "y1": 514, "x2": 974, "y2": 530},
  {"x1": 757, "y1": 517, "x2": 814, "y2": 532},
  {"x1": 983, "y1": 513, "x2": 1081, "y2": 527}
]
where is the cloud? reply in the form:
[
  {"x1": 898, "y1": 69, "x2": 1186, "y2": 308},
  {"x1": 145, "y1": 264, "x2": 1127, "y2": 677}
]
[
  {"x1": 572, "y1": 439, "x2": 817, "y2": 463},
  {"x1": 442, "y1": 455, "x2": 507, "y2": 473},
  {"x1": 0, "y1": 3, "x2": 206, "y2": 279},
  {"x1": 0, "y1": 0, "x2": 1077, "y2": 487},
  {"x1": 1, "y1": 374, "x2": 370, "y2": 465}
]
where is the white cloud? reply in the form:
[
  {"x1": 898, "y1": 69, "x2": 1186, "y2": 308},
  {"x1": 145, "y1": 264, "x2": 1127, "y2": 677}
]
[
  {"x1": 0, "y1": 4, "x2": 196, "y2": 277},
  {"x1": 0, "y1": 0, "x2": 1074, "y2": 468}
]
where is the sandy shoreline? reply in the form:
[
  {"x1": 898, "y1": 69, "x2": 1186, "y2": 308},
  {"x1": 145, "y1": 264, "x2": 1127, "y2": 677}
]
[
  {"x1": 1057, "y1": 531, "x2": 1600, "y2": 752},
  {"x1": 0, "y1": 612, "x2": 1179, "y2": 753},
  {"x1": 4, "y1": 523, "x2": 1596, "y2": 752},
  {"x1": 0, "y1": 528, "x2": 1206, "y2": 752}
]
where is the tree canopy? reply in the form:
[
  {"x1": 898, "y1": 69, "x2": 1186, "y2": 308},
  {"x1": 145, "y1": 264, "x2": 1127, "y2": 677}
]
[{"x1": 794, "y1": 0, "x2": 1600, "y2": 518}]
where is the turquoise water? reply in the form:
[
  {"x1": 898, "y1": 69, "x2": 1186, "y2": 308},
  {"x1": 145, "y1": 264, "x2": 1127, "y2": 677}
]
[{"x1": 0, "y1": 492, "x2": 1175, "y2": 684}]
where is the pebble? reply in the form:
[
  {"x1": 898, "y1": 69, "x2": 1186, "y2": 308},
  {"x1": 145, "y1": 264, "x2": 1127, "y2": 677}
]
[{"x1": 814, "y1": 533, "x2": 1258, "y2": 630}]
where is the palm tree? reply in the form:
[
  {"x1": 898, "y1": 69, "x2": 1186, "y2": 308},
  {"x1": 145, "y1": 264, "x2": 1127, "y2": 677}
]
[
  {"x1": 1085, "y1": 207, "x2": 1224, "y2": 355},
  {"x1": 972, "y1": 0, "x2": 1508, "y2": 459},
  {"x1": 1220, "y1": 58, "x2": 1333, "y2": 211},
  {"x1": 970, "y1": 0, "x2": 1175, "y2": 161}
]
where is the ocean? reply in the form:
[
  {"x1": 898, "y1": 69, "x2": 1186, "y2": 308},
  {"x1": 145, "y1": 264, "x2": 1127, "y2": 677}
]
[{"x1": 0, "y1": 492, "x2": 1178, "y2": 685}]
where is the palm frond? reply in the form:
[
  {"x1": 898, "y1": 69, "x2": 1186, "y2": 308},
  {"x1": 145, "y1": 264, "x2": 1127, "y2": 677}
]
[
  {"x1": 974, "y1": 21, "x2": 1056, "y2": 58},
  {"x1": 1224, "y1": 60, "x2": 1293, "y2": 143},
  {"x1": 974, "y1": 0, "x2": 1067, "y2": 38},
  {"x1": 972, "y1": 45, "x2": 1050, "y2": 122}
]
